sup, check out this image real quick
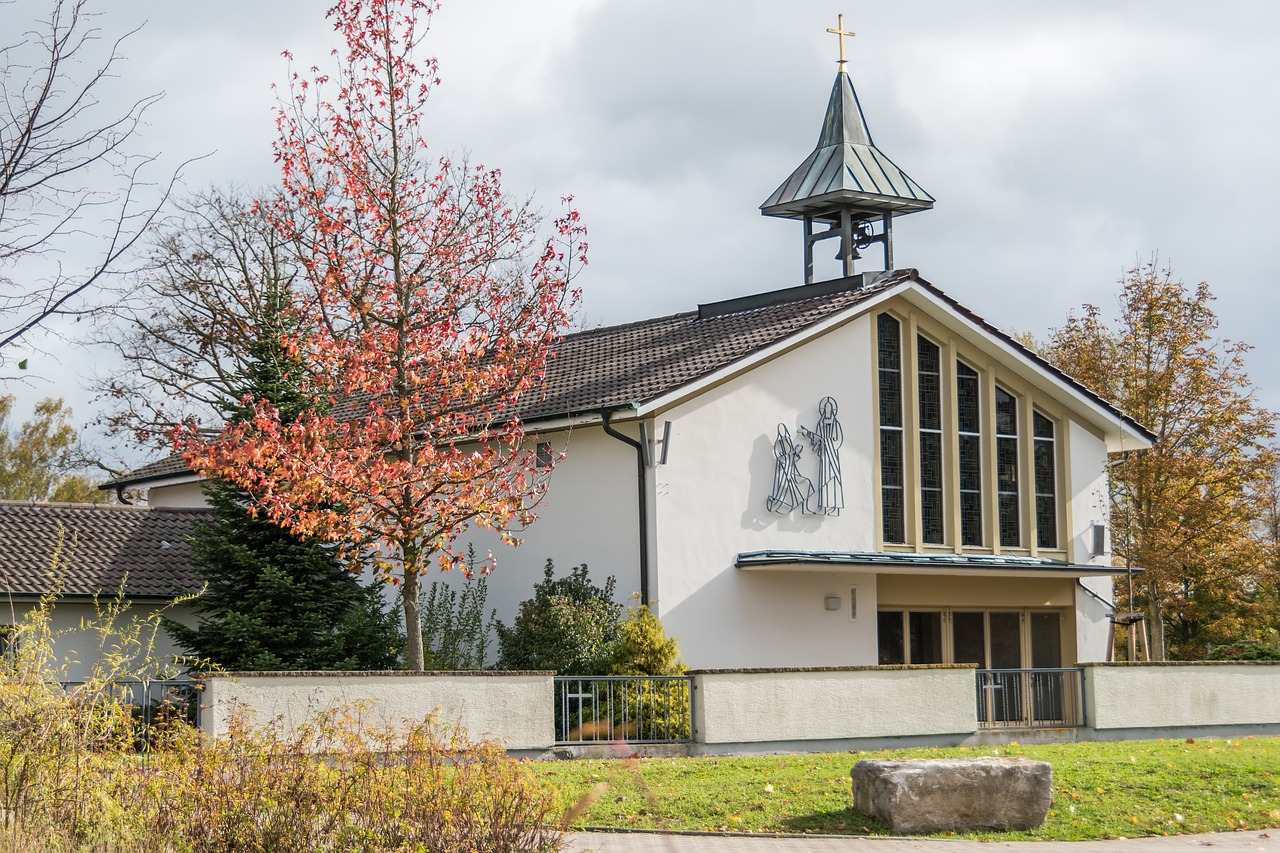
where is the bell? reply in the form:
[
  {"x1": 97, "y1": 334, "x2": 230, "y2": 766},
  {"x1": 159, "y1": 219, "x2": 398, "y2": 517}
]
[{"x1": 837, "y1": 241, "x2": 861, "y2": 261}]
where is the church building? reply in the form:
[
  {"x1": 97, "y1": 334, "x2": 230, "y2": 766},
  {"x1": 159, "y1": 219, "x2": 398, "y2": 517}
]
[{"x1": 113, "y1": 20, "x2": 1153, "y2": 683}]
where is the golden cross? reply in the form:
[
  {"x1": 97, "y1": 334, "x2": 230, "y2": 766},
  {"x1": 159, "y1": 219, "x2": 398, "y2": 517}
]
[{"x1": 826, "y1": 14, "x2": 856, "y2": 67}]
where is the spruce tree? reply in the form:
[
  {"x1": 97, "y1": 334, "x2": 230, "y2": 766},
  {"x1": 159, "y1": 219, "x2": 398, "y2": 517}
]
[{"x1": 165, "y1": 290, "x2": 402, "y2": 671}]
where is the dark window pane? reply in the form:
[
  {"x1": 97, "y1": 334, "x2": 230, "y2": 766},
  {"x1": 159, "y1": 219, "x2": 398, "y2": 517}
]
[
  {"x1": 909, "y1": 611, "x2": 945, "y2": 664},
  {"x1": 1031, "y1": 612, "x2": 1062, "y2": 669},
  {"x1": 877, "y1": 314, "x2": 901, "y2": 370},
  {"x1": 961, "y1": 491, "x2": 983, "y2": 546},
  {"x1": 996, "y1": 387, "x2": 1017, "y2": 437},
  {"x1": 882, "y1": 486, "x2": 905, "y2": 543},
  {"x1": 878, "y1": 372, "x2": 902, "y2": 427},
  {"x1": 1033, "y1": 412, "x2": 1056, "y2": 548},
  {"x1": 957, "y1": 362, "x2": 980, "y2": 433},
  {"x1": 921, "y1": 489, "x2": 944, "y2": 544},
  {"x1": 1034, "y1": 439, "x2": 1055, "y2": 493},
  {"x1": 918, "y1": 337, "x2": 941, "y2": 430},
  {"x1": 920, "y1": 432, "x2": 943, "y2": 490},
  {"x1": 989, "y1": 612, "x2": 1022, "y2": 669},
  {"x1": 917, "y1": 336, "x2": 940, "y2": 373},
  {"x1": 997, "y1": 437, "x2": 1018, "y2": 491},
  {"x1": 918, "y1": 375, "x2": 941, "y2": 429},
  {"x1": 881, "y1": 430, "x2": 903, "y2": 485},
  {"x1": 999, "y1": 492, "x2": 1020, "y2": 547},
  {"x1": 878, "y1": 611, "x2": 905, "y2": 665},
  {"x1": 959, "y1": 435, "x2": 981, "y2": 491},
  {"x1": 953, "y1": 612, "x2": 986, "y2": 666},
  {"x1": 1037, "y1": 495, "x2": 1057, "y2": 548}
]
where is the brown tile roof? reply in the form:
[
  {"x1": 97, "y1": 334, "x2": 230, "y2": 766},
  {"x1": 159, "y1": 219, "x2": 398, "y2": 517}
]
[
  {"x1": 101, "y1": 453, "x2": 194, "y2": 490},
  {"x1": 524, "y1": 271, "x2": 909, "y2": 421},
  {"x1": 101, "y1": 269, "x2": 1152, "y2": 486},
  {"x1": 0, "y1": 501, "x2": 210, "y2": 600},
  {"x1": 105, "y1": 273, "x2": 908, "y2": 487}
]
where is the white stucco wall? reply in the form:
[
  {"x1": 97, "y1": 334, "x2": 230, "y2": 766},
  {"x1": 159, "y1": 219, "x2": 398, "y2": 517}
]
[
  {"x1": 200, "y1": 671, "x2": 554, "y2": 751},
  {"x1": 446, "y1": 426, "x2": 641, "y2": 640},
  {"x1": 1068, "y1": 420, "x2": 1116, "y2": 664},
  {"x1": 2, "y1": 599, "x2": 196, "y2": 683},
  {"x1": 692, "y1": 666, "x2": 977, "y2": 744},
  {"x1": 1084, "y1": 663, "x2": 1280, "y2": 730},
  {"x1": 652, "y1": 314, "x2": 879, "y2": 668},
  {"x1": 145, "y1": 480, "x2": 208, "y2": 508}
]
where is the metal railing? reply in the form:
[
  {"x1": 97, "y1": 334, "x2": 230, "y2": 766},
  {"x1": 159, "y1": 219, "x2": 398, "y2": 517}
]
[
  {"x1": 553, "y1": 675, "x2": 693, "y2": 745},
  {"x1": 976, "y1": 668, "x2": 1084, "y2": 729},
  {"x1": 59, "y1": 679, "x2": 201, "y2": 741}
]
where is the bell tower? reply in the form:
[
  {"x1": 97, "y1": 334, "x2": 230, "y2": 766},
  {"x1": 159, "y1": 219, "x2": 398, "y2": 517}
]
[{"x1": 760, "y1": 16, "x2": 933, "y2": 283}]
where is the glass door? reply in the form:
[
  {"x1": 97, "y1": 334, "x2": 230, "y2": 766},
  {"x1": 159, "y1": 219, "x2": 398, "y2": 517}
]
[
  {"x1": 987, "y1": 611, "x2": 1022, "y2": 723},
  {"x1": 1029, "y1": 612, "x2": 1064, "y2": 722}
]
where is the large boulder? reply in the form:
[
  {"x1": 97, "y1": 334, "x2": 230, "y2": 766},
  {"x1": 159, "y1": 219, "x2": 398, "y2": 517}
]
[{"x1": 851, "y1": 757, "x2": 1051, "y2": 833}]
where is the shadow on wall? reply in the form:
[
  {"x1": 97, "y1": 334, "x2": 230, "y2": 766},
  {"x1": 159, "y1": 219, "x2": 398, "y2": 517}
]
[{"x1": 741, "y1": 432, "x2": 824, "y2": 534}]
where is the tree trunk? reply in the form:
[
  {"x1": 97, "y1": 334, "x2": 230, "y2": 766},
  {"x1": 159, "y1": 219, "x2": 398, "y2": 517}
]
[
  {"x1": 402, "y1": 567, "x2": 424, "y2": 670},
  {"x1": 1147, "y1": 585, "x2": 1166, "y2": 661}
]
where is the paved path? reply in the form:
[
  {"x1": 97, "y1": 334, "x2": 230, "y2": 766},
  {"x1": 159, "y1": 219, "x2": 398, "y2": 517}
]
[{"x1": 563, "y1": 829, "x2": 1280, "y2": 852}]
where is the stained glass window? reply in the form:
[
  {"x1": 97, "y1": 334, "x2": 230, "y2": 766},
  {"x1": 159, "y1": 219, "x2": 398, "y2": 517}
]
[
  {"x1": 957, "y1": 362, "x2": 982, "y2": 546},
  {"x1": 1034, "y1": 412, "x2": 1057, "y2": 548},
  {"x1": 918, "y1": 336, "x2": 943, "y2": 544},
  {"x1": 996, "y1": 387, "x2": 1020, "y2": 547},
  {"x1": 878, "y1": 314, "x2": 905, "y2": 542}
]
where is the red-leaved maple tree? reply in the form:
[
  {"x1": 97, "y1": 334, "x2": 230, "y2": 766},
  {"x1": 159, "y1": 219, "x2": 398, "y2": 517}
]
[{"x1": 174, "y1": 0, "x2": 584, "y2": 669}]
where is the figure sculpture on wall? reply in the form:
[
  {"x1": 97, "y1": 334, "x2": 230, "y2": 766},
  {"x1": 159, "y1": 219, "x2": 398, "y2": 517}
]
[
  {"x1": 798, "y1": 396, "x2": 844, "y2": 516},
  {"x1": 766, "y1": 424, "x2": 815, "y2": 514}
]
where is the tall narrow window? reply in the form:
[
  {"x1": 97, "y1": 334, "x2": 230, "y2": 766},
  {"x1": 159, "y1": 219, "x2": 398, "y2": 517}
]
[
  {"x1": 1033, "y1": 412, "x2": 1057, "y2": 548},
  {"x1": 957, "y1": 362, "x2": 982, "y2": 546},
  {"x1": 996, "y1": 387, "x2": 1020, "y2": 547},
  {"x1": 878, "y1": 314, "x2": 905, "y2": 543},
  {"x1": 917, "y1": 336, "x2": 943, "y2": 544}
]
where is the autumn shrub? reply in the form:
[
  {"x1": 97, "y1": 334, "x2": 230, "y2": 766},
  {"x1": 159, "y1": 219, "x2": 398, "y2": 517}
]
[
  {"x1": 607, "y1": 603, "x2": 690, "y2": 740},
  {"x1": 133, "y1": 706, "x2": 562, "y2": 853},
  {"x1": 0, "y1": 546, "x2": 559, "y2": 851},
  {"x1": 0, "y1": 580, "x2": 192, "y2": 851}
]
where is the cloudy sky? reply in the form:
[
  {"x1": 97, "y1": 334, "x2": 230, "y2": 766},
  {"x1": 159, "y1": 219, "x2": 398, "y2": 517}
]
[{"x1": 5, "y1": 0, "x2": 1280, "y2": 467}]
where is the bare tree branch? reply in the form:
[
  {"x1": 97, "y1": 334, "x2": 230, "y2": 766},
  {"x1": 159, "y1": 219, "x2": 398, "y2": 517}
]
[
  {"x1": 90, "y1": 187, "x2": 302, "y2": 450},
  {"x1": 0, "y1": 0, "x2": 179, "y2": 365}
]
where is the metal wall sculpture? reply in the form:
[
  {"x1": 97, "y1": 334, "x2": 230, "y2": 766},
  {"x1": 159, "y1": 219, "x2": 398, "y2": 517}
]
[
  {"x1": 767, "y1": 396, "x2": 844, "y2": 516},
  {"x1": 766, "y1": 424, "x2": 815, "y2": 514}
]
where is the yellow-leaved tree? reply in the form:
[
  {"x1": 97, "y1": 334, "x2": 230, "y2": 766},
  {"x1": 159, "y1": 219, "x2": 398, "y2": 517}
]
[
  {"x1": 1044, "y1": 263, "x2": 1277, "y2": 660},
  {"x1": 0, "y1": 395, "x2": 108, "y2": 503}
]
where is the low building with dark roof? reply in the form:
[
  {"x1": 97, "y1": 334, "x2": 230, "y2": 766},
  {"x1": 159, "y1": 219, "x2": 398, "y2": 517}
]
[{"x1": 0, "y1": 501, "x2": 209, "y2": 681}]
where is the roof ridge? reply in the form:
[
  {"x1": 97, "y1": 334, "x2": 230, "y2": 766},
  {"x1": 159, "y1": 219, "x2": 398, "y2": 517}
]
[
  {"x1": 0, "y1": 499, "x2": 153, "y2": 511},
  {"x1": 0, "y1": 500, "x2": 211, "y2": 515},
  {"x1": 563, "y1": 308, "x2": 699, "y2": 341}
]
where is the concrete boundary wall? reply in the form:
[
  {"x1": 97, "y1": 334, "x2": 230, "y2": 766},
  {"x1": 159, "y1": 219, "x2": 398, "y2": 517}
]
[
  {"x1": 200, "y1": 670, "x2": 555, "y2": 753},
  {"x1": 196, "y1": 664, "x2": 1280, "y2": 757},
  {"x1": 691, "y1": 665, "x2": 977, "y2": 750},
  {"x1": 1083, "y1": 662, "x2": 1280, "y2": 731}
]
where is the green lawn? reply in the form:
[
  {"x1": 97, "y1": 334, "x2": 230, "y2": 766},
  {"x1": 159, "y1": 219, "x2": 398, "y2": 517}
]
[{"x1": 533, "y1": 737, "x2": 1280, "y2": 841}]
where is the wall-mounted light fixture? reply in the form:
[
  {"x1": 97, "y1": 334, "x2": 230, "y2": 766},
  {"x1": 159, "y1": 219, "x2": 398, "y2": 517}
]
[
  {"x1": 639, "y1": 420, "x2": 672, "y2": 467},
  {"x1": 824, "y1": 595, "x2": 841, "y2": 611}
]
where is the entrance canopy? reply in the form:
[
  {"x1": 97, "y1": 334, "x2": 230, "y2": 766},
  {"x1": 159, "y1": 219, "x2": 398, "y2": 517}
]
[{"x1": 736, "y1": 550, "x2": 1137, "y2": 579}]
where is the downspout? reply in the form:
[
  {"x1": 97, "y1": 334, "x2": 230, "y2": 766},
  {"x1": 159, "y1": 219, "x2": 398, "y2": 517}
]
[
  {"x1": 1076, "y1": 579, "x2": 1115, "y2": 611},
  {"x1": 599, "y1": 407, "x2": 650, "y2": 607}
]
